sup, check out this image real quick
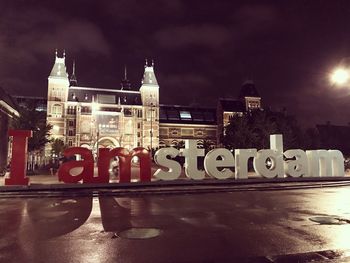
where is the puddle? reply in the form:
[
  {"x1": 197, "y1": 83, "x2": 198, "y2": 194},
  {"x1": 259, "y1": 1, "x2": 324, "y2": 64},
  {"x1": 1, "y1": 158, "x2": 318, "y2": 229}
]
[
  {"x1": 309, "y1": 216, "x2": 347, "y2": 225},
  {"x1": 61, "y1": 199, "x2": 77, "y2": 204},
  {"x1": 116, "y1": 228, "x2": 162, "y2": 239}
]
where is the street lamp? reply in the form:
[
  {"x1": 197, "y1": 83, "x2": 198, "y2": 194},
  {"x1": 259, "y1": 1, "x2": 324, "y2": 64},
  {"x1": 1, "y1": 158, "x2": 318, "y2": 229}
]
[
  {"x1": 150, "y1": 103, "x2": 154, "y2": 152},
  {"x1": 91, "y1": 98, "x2": 100, "y2": 158},
  {"x1": 53, "y1": 125, "x2": 60, "y2": 134},
  {"x1": 330, "y1": 67, "x2": 350, "y2": 86}
]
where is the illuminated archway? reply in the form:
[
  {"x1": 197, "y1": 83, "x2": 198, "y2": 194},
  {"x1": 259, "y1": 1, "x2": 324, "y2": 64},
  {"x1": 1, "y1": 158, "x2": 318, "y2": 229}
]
[
  {"x1": 80, "y1": 144, "x2": 91, "y2": 149},
  {"x1": 95, "y1": 137, "x2": 120, "y2": 149}
]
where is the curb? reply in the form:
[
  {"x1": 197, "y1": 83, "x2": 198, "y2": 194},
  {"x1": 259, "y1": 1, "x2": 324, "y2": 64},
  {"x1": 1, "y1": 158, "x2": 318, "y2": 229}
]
[{"x1": 1, "y1": 176, "x2": 350, "y2": 193}]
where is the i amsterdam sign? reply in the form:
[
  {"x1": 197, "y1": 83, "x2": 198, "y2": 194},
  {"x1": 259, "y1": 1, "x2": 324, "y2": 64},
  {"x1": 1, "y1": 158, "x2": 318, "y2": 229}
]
[{"x1": 4, "y1": 130, "x2": 345, "y2": 186}]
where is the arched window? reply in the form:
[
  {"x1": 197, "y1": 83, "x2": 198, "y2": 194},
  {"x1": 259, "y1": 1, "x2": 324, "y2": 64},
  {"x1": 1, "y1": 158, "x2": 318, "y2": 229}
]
[
  {"x1": 171, "y1": 140, "x2": 178, "y2": 147},
  {"x1": 159, "y1": 141, "x2": 167, "y2": 148},
  {"x1": 52, "y1": 104, "x2": 62, "y2": 116}
]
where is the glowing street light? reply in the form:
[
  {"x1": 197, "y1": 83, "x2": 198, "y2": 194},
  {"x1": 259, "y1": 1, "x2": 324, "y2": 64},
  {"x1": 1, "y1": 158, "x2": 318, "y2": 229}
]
[
  {"x1": 91, "y1": 102, "x2": 100, "y2": 112},
  {"x1": 53, "y1": 125, "x2": 59, "y2": 133},
  {"x1": 91, "y1": 97, "x2": 100, "y2": 158},
  {"x1": 330, "y1": 67, "x2": 350, "y2": 86}
]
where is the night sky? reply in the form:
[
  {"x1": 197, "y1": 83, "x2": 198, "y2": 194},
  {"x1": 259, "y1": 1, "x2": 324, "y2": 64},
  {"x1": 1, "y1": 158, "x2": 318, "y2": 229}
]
[{"x1": 2, "y1": 0, "x2": 350, "y2": 127}]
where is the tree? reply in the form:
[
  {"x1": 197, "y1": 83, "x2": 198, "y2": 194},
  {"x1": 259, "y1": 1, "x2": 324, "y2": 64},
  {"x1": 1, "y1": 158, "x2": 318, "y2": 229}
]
[
  {"x1": 303, "y1": 128, "x2": 320, "y2": 150},
  {"x1": 51, "y1": 138, "x2": 66, "y2": 158},
  {"x1": 201, "y1": 139, "x2": 215, "y2": 154},
  {"x1": 14, "y1": 102, "x2": 52, "y2": 153},
  {"x1": 223, "y1": 109, "x2": 304, "y2": 151},
  {"x1": 222, "y1": 113, "x2": 259, "y2": 150}
]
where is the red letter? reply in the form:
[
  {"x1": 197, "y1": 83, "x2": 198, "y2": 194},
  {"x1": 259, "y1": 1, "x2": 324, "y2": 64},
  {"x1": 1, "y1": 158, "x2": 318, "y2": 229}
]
[
  {"x1": 98, "y1": 148, "x2": 131, "y2": 183},
  {"x1": 131, "y1": 147, "x2": 152, "y2": 182},
  {"x1": 98, "y1": 147, "x2": 151, "y2": 183},
  {"x1": 5, "y1": 130, "x2": 32, "y2": 186},
  {"x1": 58, "y1": 147, "x2": 94, "y2": 184}
]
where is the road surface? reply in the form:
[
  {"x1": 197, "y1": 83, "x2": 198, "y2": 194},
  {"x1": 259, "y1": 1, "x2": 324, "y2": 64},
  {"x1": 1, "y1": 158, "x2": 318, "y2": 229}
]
[{"x1": 1, "y1": 182, "x2": 350, "y2": 262}]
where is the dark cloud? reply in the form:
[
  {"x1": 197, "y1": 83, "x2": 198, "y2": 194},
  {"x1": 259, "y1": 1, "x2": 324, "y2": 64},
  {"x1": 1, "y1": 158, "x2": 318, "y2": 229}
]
[
  {"x1": 0, "y1": 4, "x2": 111, "y2": 95},
  {"x1": 161, "y1": 73, "x2": 212, "y2": 105},
  {"x1": 154, "y1": 24, "x2": 232, "y2": 50},
  {"x1": 0, "y1": 1, "x2": 350, "y2": 127},
  {"x1": 32, "y1": 20, "x2": 112, "y2": 55},
  {"x1": 233, "y1": 4, "x2": 278, "y2": 35},
  {"x1": 99, "y1": 0, "x2": 184, "y2": 23}
]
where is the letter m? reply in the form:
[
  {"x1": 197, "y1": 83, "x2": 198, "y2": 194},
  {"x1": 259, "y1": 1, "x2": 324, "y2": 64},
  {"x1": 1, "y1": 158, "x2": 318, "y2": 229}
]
[{"x1": 306, "y1": 150, "x2": 344, "y2": 177}]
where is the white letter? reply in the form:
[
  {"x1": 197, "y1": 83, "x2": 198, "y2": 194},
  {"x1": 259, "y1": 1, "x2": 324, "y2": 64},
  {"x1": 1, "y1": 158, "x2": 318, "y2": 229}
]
[
  {"x1": 306, "y1": 150, "x2": 344, "y2": 177},
  {"x1": 235, "y1": 149, "x2": 257, "y2": 179},
  {"x1": 253, "y1": 149, "x2": 284, "y2": 178},
  {"x1": 270, "y1": 134, "x2": 283, "y2": 153},
  {"x1": 204, "y1": 148, "x2": 234, "y2": 179},
  {"x1": 328, "y1": 150, "x2": 345, "y2": 177},
  {"x1": 284, "y1": 149, "x2": 308, "y2": 177},
  {"x1": 154, "y1": 147, "x2": 181, "y2": 180},
  {"x1": 180, "y1": 140, "x2": 205, "y2": 180}
]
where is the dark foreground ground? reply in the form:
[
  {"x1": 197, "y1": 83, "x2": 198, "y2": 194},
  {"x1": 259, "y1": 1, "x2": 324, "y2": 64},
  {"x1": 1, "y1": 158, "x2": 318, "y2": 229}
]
[{"x1": 2, "y1": 182, "x2": 350, "y2": 262}]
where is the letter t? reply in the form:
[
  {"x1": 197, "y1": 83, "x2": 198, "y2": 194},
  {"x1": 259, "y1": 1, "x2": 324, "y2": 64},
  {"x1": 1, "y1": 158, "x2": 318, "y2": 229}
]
[{"x1": 181, "y1": 140, "x2": 205, "y2": 180}]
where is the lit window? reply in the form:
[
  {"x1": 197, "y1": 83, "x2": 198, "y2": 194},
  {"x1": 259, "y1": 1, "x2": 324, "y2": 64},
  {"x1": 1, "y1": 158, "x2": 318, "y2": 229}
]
[
  {"x1": 52, "y1": 104, "x2": 62, "y2": 116},
  {"x1": 180, "y1": 111, "x2": 191, "y2": 119}
]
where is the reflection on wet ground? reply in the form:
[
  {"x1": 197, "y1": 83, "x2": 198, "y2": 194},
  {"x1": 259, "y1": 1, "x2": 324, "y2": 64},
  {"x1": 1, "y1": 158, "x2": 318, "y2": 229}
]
[{"x1": 1, "y1": 186, "x2": 350, "y2": 262}]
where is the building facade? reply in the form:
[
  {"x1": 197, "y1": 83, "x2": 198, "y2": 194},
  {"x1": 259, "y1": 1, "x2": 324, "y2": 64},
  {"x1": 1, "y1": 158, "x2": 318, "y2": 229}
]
[
  {"x1": 0, "y1": 87, "x2": 19, "y2": 173},
  {"x1": 46, "y1": 52, "x2": 159, "y2": 157},
  {"x1": 44, "y1": 51, "x2": 262, "y2": 158},
  {"x1": 159, "y1": 105, "x2": 217, "y2": 149}
]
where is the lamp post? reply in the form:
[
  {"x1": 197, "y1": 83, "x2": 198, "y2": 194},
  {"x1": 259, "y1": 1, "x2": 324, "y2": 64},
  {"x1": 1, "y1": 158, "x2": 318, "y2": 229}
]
[
  {"x1": 91, "y1": 99, "x2": 100, "y2": 158},
  {"x1": 150, "y1": 103, "x2": 154, "y2": 152}
]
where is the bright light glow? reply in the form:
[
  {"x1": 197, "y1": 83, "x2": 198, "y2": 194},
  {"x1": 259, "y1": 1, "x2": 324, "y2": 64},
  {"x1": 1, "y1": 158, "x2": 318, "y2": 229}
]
[
  {"x1": 330, "y1": 67, "x2": 350, "y2": 85},
  {"x1": 53, "y1": 125, "x2": 59, "y2": 132},
  {"x1": 92, "y1": 102, "x2": 100, "y2": 112}
]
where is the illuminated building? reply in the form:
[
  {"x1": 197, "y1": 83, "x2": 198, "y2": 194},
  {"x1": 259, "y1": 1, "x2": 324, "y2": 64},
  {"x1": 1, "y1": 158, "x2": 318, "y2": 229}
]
[
  {"x1": 46, "y1": 51, "x2": 159, "y2": 157},
  {"x1": 44, "y1": 51, "x2": 261, "y2": 157},
  {"x1": 159, "y1": 105, "x2": 217, "y2": 148}
]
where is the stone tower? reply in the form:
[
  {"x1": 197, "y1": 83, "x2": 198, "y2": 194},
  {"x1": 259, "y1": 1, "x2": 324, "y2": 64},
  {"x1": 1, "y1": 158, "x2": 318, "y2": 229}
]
[
  {"x1": 139, "y1": 59, "x2": 159, "y2": 149},
  {"x1": 46, "y1": 50, "x2": 69, "y2": 157}
]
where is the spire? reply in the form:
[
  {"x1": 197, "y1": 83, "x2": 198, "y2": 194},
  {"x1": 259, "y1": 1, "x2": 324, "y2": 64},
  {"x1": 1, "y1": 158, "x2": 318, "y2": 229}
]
[
  {"x1": 50, "y1": 49, "x2": 68, "y2": 78},
  {"x1": 73, "y1": 60, "x2": 76, "y2": 75},
  {"x1": 69, "y1": 60, "x2": 78, "y2": 86},
  {"x1": 141, "y1": 59, "x2": 158, "y2": 85},
  {"x1": 121, "y1": 65, "x2": 131, "y2": 90},
  {"x1": 145, "y1": 58, "x2": 148, "y2": 67}
]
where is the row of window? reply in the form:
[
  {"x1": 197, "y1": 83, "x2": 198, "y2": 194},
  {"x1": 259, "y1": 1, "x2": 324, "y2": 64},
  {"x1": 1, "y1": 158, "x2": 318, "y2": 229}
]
[
  {"x1": 159, "y1": 140, "x2": 215, "y2": 148},
  {"x1": 67, "y1": 106, "x2": 77, "y2": 115},
  {"x1": 160, "y1": 128, "x2": 217, "y2": 138}
]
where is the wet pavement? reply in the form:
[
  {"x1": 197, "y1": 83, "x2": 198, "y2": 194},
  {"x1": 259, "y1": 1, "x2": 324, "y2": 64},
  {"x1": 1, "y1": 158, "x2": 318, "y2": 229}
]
[{"x1": 2, "y1": 183, "x2": 350, "y2": 262}]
